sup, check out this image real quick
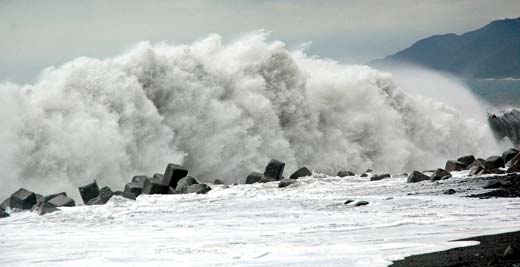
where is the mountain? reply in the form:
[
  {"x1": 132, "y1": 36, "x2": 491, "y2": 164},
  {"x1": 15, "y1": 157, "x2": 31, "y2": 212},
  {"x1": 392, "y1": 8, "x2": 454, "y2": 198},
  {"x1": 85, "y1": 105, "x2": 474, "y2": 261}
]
[{"x1": 371, "y1": 17, "x2": 520, "y2": 78}]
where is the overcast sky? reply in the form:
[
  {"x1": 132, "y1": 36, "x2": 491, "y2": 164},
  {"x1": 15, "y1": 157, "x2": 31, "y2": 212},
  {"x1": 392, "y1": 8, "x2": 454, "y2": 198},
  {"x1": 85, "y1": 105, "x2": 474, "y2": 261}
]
[{"x1": 1, "y1": 0, "x2": 519, "y2": 82}]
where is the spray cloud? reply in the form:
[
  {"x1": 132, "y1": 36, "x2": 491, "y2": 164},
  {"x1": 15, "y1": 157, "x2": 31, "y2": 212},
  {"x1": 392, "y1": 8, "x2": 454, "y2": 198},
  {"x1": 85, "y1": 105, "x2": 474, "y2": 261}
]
[{"x1": 0, "y1": 32, "x2": 501, "y2": 198}]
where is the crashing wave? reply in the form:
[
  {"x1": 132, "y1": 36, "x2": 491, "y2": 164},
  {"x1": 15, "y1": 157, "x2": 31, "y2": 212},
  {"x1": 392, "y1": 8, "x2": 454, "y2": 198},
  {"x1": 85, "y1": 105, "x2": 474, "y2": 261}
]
[
  {"x1": 0, "y1": 32, "x2": 500, "y2": 196},
  {"x1": 489, "y1": 109, "x2": 520, "y2": 146}
]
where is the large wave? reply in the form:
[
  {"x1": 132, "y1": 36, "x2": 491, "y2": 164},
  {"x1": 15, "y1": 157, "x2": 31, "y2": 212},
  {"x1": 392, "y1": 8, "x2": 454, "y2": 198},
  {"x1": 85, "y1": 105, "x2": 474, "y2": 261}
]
[
  {"x1": 489, "y1": 108, "x2": 520, "y2": 146},
  {"x1": 0, "y1": 32, "x2": 501, "y2": 197}
]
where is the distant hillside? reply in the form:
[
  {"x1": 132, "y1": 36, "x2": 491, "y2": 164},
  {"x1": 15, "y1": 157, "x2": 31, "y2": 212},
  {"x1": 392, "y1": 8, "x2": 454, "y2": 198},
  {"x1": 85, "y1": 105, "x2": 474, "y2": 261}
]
[{"x1": 371, "y1": 17, "x2": 520, "y2": 78}]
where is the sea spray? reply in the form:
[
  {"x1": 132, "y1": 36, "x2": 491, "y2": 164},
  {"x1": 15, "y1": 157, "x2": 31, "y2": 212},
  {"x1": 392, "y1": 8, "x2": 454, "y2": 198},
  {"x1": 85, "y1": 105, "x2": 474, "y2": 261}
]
[
  {"x1": 0, "y1": 32, "x2": 501, "y2": 197},
  {"x1": 489, "y1": 108, "x2": 520, "y2": 146}
]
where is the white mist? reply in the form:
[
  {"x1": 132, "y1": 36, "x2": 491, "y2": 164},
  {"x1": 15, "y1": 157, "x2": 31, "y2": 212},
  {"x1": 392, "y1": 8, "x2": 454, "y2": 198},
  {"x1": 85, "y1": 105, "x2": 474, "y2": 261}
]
[{"x1": 0, "y1": 32, "x2": 502, "y2": 198}]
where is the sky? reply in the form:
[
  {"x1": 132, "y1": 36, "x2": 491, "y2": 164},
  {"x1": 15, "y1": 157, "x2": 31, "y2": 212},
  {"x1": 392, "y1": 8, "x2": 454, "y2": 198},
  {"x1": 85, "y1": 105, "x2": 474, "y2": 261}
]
[{"x1": 1, "y1": 0, "x2": 519, "y2": 83}]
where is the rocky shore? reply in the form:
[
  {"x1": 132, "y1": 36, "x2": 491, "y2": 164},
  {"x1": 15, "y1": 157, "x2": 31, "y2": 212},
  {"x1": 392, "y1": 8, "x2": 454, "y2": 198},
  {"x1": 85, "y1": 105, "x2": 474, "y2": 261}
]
[
  {"x1": 3, "y1": 147, "x2": 520, "y2": 217},
  {"x1": 2, "y1": 147, "x2": 520, "y2": 266},
  {"x1": 0, "y1": 163, "x2": 215, "y2": 217}
]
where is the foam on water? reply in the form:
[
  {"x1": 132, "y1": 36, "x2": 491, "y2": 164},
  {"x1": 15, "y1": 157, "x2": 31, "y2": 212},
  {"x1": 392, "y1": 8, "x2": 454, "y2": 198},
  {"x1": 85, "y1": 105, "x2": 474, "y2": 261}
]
[
  {"x1": 1, "y1": 175, "x2": 520, "y2": 267},
  {"x1": 0, "y1": 32, "x2": 502, "y2": 197}
]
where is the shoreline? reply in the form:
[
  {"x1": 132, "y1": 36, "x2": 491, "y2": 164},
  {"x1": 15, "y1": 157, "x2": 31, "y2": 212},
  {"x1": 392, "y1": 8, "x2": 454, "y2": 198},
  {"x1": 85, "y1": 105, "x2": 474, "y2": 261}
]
[{"x1": 389, "y1": 230, "x2": 520, "y2": 267}]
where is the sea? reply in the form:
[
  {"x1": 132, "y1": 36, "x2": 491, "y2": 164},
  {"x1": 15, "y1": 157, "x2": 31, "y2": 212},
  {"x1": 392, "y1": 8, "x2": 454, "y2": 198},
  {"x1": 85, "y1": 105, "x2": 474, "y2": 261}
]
[{"x1": 465, "y1": 79, "x2": 520, "y2": 107}]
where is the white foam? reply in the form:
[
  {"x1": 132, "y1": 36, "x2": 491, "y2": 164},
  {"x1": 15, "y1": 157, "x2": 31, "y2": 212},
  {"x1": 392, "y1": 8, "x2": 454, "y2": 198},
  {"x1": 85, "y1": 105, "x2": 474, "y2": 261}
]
[
  {"x1": 1, "y1": 176, "x2": 519, "y2": 267},
  {"x1": 0, "y1": 32, "x2": 501, "y2": 197}
]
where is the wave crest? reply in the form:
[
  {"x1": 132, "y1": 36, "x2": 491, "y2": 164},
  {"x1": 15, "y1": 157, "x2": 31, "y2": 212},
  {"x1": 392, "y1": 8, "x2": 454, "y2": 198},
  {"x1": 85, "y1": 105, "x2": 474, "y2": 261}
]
[{"x1": 0, "y1": 32, "x2": 500, "y2": 196}]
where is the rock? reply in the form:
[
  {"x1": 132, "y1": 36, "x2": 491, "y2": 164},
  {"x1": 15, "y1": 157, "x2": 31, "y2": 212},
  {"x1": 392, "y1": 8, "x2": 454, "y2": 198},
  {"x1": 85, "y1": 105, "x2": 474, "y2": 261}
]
[
  {"x1": 152, "y1": 173, "x2": 164, "y2": 180},
  {"x1": 469, "y1": 165, "x2": 485, "y2": 176},
  {"x1": 360, "y1": 173, "x2": 368, "y2": 177},
  {"x1": 213, "y1": 179, "x2": 225, "y2": 185},
  {"x1": 509, "y1": 166, "x2": 520, "y2": 173},
  {"x1": 132, "y1": 175, "x2": 149, "y2": 183},
  {"x1": 245, "y1": 172, "x2": 263, "y2": 184},
  {"x1": 35, "y1": 194, "x2": 44, "y2": 204},
  {"x1": 430, "y1": 168, "x2": 452, "y2": 181},
  {"x1": 264, "y1": 159, "x2": 285, "y2": 180},
  {"x1": 113, "y1": 191, "x2": 136, "y2": 200},
  {"x1": 290, "y1": 167, "x2": 312, "y2": 179},
  {"x1": 491, "y1": 168, "x2": 506, "y2": 174},
  {"x1": 259, "y1": 176, "x2": 276, "y2": 183},
  {"x1": 502, "y1": 148, "x2": 520, "y2": 164},
  {"x1": 32, "y1": 202, "x2": 59, "y2": 215},
  {"x1": 483, "y1": 180, "x2": 503, "y2": 189},
  {"x1": 484, "y1": 156, "x2": 505, "y2": 170},
  {"x1": 43, "y1": 192, "x2": 67, "y2": 202},
  {"x1": 445, "y1": 160, "x2": 466, "y2": 172},
  {"x1": 468, "y1": 158, "x2": 486, "y2": 169},
  {"x1": 87, "y1": 186, "x2": 114, "y2": 205},
  {"x1": 457, "y1": 155, "x2": 475, "y2": 168},
  {"x1": 508, "y1": 153, "x2": 520, "y2": 172},
  {"x1": 47, "y1": 195, "x2": 75, "y2": 207},
  {"x1": 186, "y1": 184, "x2": 212, "y2": 194},
  {"x1": 0, "y1": 198, "x2": 9, "y2": 210},
  {"x1": 124, "y1": 182, "x2": 144, "y2": 197},
  {"x1": 370, "y1": 174, "x2": 390, "y2": 181},
  {"x1": 161, "y1": 163, "x2": 188, "y2": 188},
  {"x1": 278, "y1": 179, "x2": 295, "y2": 188},
  {"x1": 176, "y1": 176, "x2": 199, "y2": 193},
  {"x1": 365, "y1": 169, "x2": 374, "y2": 173},
  {"x1": 0, "y1": 207, "x2": 8, "y2": 218},
  {"x1": 10, "y1": 188, "x2": 37, "y2": 210},
  {"x1": 337, "y1": 170, "x2": 355, "y2": 177},
  {"x1": 142, "y1": 178, "x2": 169, "y2": 195},
  {"x1": 354, "y1": 201, "x2": 369, "y2": 206},
  {"x1": 344, "y1": 199, "x2": 355, "y2": 205},
  {"x1": 444, "y1": 189, "x2": 456, "y2": 195},
  {"x1": 78, "y1": 180, "x2": 100, "y2": 204},
  {"x1": 167, "y1": 187, "x2": 177, "y2": 194},
  {"x1": 407, "y1": 171, "x2": 430, "y2": 183}
]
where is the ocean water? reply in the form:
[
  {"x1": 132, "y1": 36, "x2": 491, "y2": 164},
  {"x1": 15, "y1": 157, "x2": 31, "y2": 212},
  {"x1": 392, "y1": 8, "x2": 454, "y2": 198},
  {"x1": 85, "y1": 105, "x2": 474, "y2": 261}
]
[
  {"x1": 465, "y1": 79, "x2": 520, "y2": 108},
  {"x1": 1, "y1": 172, "x2": 520, "y2": 267}
]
